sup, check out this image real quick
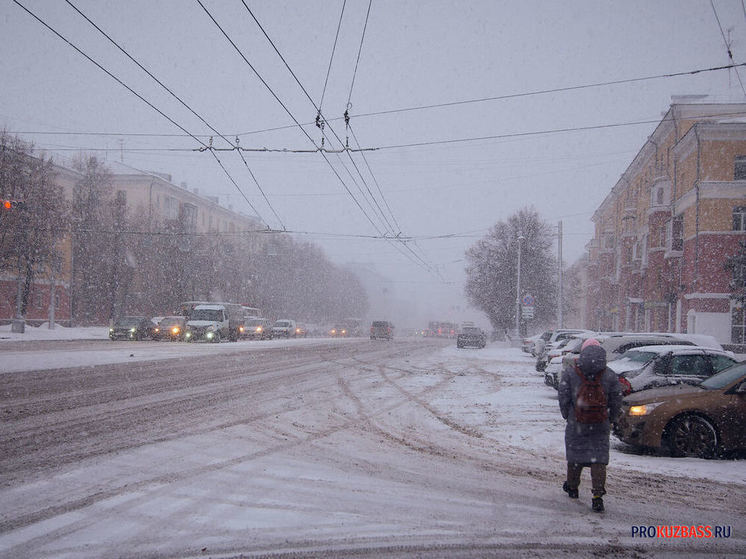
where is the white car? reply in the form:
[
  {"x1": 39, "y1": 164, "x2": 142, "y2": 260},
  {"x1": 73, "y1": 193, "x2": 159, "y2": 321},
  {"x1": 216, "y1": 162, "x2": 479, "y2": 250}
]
[
  {"x1": 271, "y1": 319, "x2": 297, "y2": 338},
  {"x1": 608, "y1": 345, "x2": 738, "y2": 393}
]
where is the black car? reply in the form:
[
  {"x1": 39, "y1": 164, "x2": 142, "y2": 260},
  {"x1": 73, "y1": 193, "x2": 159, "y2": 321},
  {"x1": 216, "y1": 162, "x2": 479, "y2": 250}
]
[
  {"x1": 153, "y1": 316, "x2": 187, "y2": 341},
  {"x1": 109, "y1": 316, "x2": 157, "y2": 341},
  {"x1": 457, "y1": 326, "x2": 487, "y2": 349}
]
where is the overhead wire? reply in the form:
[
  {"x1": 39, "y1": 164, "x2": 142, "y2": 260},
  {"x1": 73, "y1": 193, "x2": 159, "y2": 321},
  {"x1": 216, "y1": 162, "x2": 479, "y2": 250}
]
[
  {"x1": 319, "y1": 0, "x2": 347, "y2": 114},
  {"x1": 11, "y1": 0, "x2": 269, "y2": 226},
  {"x1": 63, "y1": 0, "x2": 286, "y2": 230},
  {"x1": 710, "y1": 0, "x2": 746, "y2": 96},
  {"x1": 346, "y1": 0, "x2": 372, "y2": 109},
  {"x1": 238, "y1": 1, "x2": 437, "y2": 274},
  {"x1": 240, "y1": 0, "x2": 397, "y2": 236},
  {"x1": 196, "y1": 0, "x2": 391, "y2": 242}
]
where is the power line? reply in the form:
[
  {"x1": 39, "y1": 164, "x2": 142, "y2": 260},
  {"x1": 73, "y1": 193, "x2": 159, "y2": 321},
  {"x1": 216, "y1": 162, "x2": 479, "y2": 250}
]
[
  {"x1": 240, "y1": 0, "x2": 397, "y2": 236},
  {"x1": 64, "y1": 0, "x2": 286, "y2": 230},
  {"x1": 347, "y1": 0, "x2": 372, "y2": 107},
  {"x1": 16, "y1": 62, "x2": 746, "y2": 141},
  {"x1": 319, "y1": 0, "x2": 346, "y2": 114},
  {"x1": 710, "y1": 0, "x2": 746, "y2": 96},
  {"x1": 197, "y1": 0, "x2": 396, "y2": 245},
  {"x1": 238, "y1": 2, "x2": 439, "y2": 274},
  {"x1": 11, "y1": 0, "x2": 269, "y2": 226}
]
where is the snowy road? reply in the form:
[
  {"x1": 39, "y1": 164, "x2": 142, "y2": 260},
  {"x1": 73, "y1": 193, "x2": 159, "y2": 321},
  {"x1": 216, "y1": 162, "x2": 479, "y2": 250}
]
[{"x1": 0, "y1": 339, "x2": 744, "y2": 558}]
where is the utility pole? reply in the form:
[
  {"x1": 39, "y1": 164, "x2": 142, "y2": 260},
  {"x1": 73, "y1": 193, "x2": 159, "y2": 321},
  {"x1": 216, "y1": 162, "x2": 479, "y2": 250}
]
[
  {"x1": 558, "y1": 220, "x2": 563, "y2": 328},
  {"x1": 515, "y1": 234, "x2": 525, "y2": 338}
]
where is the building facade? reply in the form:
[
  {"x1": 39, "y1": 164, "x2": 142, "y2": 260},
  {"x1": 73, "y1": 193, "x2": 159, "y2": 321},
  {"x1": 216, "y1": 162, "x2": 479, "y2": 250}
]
[
  {"x1": 0, "y1": 159, "x2": 262, "y2": 326},
  {"x1": 586, "y1": 100, "x2": 746, "y2": 347}
]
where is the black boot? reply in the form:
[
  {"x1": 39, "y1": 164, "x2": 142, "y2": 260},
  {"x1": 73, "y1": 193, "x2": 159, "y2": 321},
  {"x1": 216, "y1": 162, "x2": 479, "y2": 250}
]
[
  {"x1": 562, "y1": 481, "x2": 578, "y2": 499},
  {"x1": 592, "y1": 496, "x2": 604, "y2": 512}
]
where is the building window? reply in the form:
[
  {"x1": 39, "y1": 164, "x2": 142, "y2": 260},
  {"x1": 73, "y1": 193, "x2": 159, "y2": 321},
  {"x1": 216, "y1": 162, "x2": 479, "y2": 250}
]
[
  {"x1": 164, "y1": 196, "x2": 178, "y2": 220},
  {"x1": 181, "y1": 203, "x2": 197, "y2": 232},
  {"x1": 733, "y1": 206, "x2": 746, "y2": 231},
  {"x1": 735, "y1": 156, "x2": 746, "y2": 180},
  {"x1": 669, "y1": 215, "x2": 683, "y2": 251},
  {"x1": 732, "y1": 302, "x2": 746, "y2": 344}
]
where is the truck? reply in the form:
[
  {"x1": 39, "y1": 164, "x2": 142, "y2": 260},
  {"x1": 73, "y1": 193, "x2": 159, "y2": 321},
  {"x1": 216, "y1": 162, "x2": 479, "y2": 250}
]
[{"x1": 182, "y1": 302, "x2": 244, "y2": 342}]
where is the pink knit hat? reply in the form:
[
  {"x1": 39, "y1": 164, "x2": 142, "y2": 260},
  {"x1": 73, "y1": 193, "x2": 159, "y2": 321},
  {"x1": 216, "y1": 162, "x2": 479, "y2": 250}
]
[{"x1": 581, "y1": 338, "x2": 600, "y2": 350}]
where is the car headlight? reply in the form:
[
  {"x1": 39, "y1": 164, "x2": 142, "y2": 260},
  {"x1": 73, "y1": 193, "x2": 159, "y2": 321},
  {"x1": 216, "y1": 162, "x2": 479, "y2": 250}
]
[
  {"x1": 256, "y1": 326, "x2": 262, "y2": 332},
  {"x1": 172, "y1": 327, "x2": 180, "y2": 334},
  {"x1": 109, "y1": 328, "x2": 114, "y2": 333},
  {"x1": 185, "y1": 332, "x2": 192, "y2": 338},
  {"x1": 130, "y1": 327, "x2": 136, "y2": 333},
  {"x1": 628, "y1": 402, "x2": 663, "y2": 416},
  {"x1": 206, "y1": 332, "x2": 214, "y2": 339}
]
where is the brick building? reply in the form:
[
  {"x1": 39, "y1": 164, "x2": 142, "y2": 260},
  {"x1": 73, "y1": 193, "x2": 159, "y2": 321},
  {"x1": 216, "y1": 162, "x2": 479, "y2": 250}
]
[
  {"x1": 0, "y1": 159, "x2": 262, "y2": 326},
  {"x1": 585, "y1": 99, "x2": 746, "y2": 347}
]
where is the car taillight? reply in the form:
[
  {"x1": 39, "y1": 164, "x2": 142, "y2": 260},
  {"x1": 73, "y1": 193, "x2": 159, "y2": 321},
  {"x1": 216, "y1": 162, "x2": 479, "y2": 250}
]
[{"x1": 618, "y1": 376, "x2": 632, "y2": 396}]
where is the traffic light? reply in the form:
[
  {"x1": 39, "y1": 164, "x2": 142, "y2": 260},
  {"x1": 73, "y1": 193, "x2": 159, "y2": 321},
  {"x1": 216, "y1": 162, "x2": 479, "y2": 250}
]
[{"x1": 1, "y1": 199, "x2": 24, "y2": 210}]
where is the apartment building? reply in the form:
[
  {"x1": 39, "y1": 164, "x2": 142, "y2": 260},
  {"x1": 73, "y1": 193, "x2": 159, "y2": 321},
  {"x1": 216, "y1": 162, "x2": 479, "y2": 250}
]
[
  {"x1": 0, "y1": 159, "x2": 262, "y2": 326},
  {"x1": 585, "y1": 99, "x2": 746, "y2": 346}
]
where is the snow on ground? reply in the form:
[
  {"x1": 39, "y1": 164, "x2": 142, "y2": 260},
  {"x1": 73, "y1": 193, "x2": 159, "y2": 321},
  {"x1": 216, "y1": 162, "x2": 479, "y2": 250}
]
[
  {"x1": 0, "y1": 322, "x2": 360, "y2": 374},
  {"x1": 4, "y1": 323, "x2": 743, "y2": 486},
  {"x1": 406, "y1": 344, "x2": 746, "y2": 485}
]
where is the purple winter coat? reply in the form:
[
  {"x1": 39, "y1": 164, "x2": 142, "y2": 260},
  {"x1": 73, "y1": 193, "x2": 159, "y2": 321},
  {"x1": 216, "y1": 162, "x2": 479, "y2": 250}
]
[{"x1": 558, "y1": 363, "x2": 622, "y2": 465}]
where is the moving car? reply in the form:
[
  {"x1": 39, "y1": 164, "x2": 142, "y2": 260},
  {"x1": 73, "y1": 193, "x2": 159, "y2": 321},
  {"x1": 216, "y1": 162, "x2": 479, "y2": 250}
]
[
  {"x1": 271, "y1": 319, "x2": 297, "y2": 338},
  {"x1": 609, "y1": 345, "x2": 738, "y2": 394},
  {"x1": 614, "y1": 364, "x2": 746, "y2": 458},
  {"x1": 329, "y1": 324, "x2": 348, "y2": 337},
  {"x1": 294, "y1": 323, "x2": 308, "y2": 338},
  {"x1": 243, "y1": 317, "x2": 271, "y2": 340},
  {"x1": 457, "y1": 325, "x2": 486, "y2": 349},
  {"x1": 370, "y1": 320, "x2": 394, "y2": 340},
  {"x1": 154, "y1": 316, "x2": 186, "y2": 341},
  {"x1": 109, "y1": 316, "x2": 157, "y2": 341}
]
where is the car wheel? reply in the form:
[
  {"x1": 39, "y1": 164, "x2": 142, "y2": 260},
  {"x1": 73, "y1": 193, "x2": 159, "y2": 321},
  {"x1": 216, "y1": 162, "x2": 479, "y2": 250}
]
[{"x1": 663, "y1": 415, "x2": 718, "y2": 458}]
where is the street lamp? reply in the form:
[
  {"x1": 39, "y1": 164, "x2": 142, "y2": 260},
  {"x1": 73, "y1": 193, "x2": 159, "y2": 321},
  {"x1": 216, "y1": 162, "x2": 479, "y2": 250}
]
[{"x1": 515, "y1": 234, "x2": 525, "y2": 338}]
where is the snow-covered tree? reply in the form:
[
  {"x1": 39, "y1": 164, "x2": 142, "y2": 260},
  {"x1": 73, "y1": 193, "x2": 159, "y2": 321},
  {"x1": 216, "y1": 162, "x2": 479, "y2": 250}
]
[{"x1": 465, "y1": 207, "x2": 557, "y2": 333}]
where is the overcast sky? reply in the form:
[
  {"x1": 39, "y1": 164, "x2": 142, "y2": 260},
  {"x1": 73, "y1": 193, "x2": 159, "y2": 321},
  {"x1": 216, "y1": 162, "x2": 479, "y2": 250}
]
[{"x1": 3, "y1": 0, "x2": 746, "y2": 326}]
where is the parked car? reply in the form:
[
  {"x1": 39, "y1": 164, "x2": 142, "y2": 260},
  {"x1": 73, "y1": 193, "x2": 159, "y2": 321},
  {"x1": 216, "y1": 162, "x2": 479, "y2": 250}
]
[
  {"x1": 522, "y1": 332, "x2": 545, "y2": 354},
  {"x1": 543, "y1": 333, "x2": 701, "y2": 390},
  {"x1": 370, "y1": 320, "x2": 394, "y2": 340},
  {"x1": 535, "y1": 329, "x2": 594, "y2": 371},
  {"x1": 614, "y1": 363, "x2": 746, "y2": 458},
  {"x1": 154, "y1": 315, "x2": 187, "y2": 341},
  {"x1": 271, "y1": 319, "x2": 297, "y2": 338},
  {"x1": 109, "y1": 316, "x2": 157, "y2": 341},
  {"x1": 243, "y1": 317, "x2": 271, "y2": 340},
  {"x1": 609, "y1": 345, "x2": 738, "y2": 394},
  {"x1": 457, "y1": 326, "x2": 487, "y2": 349}
]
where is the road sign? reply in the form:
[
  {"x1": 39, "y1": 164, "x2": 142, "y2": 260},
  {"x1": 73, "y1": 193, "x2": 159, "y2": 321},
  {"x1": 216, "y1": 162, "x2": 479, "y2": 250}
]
[
  {"x1": 521, "y1": 306, "x2": 535, "y2": 319},
  {"x1": 521, "y1": 294, "x2": 535, "y2": 306}
]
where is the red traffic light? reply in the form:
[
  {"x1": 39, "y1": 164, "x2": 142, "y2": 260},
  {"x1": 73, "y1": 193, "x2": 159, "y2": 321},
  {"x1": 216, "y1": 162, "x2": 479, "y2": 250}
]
[{"x1": 1, "y1": 199, "x2": 23, "y2": 209}]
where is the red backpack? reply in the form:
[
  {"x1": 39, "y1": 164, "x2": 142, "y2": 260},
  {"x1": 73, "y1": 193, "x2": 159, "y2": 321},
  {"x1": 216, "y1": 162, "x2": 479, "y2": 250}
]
[{"x1": 574, "y1": 365, "x2": 608, "y2": 424}]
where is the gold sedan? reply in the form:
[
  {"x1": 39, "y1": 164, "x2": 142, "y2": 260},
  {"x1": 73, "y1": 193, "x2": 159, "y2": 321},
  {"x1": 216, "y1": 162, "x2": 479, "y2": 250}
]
[{"x1": 614, "y1": 364, "x2": 746, "y2": 458}]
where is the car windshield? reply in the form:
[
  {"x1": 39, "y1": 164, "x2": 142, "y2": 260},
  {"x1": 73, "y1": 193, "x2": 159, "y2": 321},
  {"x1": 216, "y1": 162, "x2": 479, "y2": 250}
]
[
  {"x1": 699, "y1": 363, "x2": 746, "y2": 390},
  {"x1": 372, "y1": 321, "x2": 388, "y2": 327},
  {"x1": 159, "y1": 318, "x2": 182, "y2": 328},
  {"x1": 191, "y1": 309, "x2": 223, "y2": 321},
  {"x1": 462, "y1": 327, "x2": 480, "y2": 334},
  {"x1": 274, "y1": 321, "x2": 291, "y2": 327},
  {"x1": 247, "y1": 319, "x2": 265, "y2": 327}
]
